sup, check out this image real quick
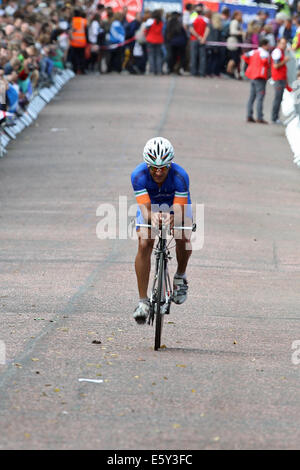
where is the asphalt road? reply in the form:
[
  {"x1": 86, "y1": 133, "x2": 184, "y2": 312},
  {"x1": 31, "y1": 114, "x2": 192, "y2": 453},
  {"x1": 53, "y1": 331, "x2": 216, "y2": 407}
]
[{"x1": 0, "y1": 74, "x2": 300, "y2": 450}]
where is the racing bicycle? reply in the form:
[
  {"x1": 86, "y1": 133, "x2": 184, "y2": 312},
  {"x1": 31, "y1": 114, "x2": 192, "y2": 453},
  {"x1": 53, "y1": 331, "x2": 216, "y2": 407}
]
[{"x1": 136, "y1": 222, "x2": 196, "y2": 350}]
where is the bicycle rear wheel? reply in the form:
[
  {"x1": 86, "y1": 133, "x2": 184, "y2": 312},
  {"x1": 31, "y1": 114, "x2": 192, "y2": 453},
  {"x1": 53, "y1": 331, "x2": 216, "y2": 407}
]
[{"x1": 154, "y1": 252, "x2": 165, "y2": 351}]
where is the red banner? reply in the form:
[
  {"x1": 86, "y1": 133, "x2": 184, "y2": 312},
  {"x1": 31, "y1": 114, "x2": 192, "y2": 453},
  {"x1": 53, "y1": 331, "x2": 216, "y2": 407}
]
[
  {"x1": 101, "y1": 0, "x2": 143, "y2": 21},
  {"x1": 182, "y1": 0, "x2": 219, "y2": 11}
]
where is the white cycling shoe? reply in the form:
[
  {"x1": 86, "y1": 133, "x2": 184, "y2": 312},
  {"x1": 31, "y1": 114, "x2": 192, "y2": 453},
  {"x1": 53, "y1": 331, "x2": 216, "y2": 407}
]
[
  {"x1": 133, "y1": 300, "x2": 150, "y2": 325},
  {"x1": 173, "y1": 276, "x2": 188, "y2": 304}
]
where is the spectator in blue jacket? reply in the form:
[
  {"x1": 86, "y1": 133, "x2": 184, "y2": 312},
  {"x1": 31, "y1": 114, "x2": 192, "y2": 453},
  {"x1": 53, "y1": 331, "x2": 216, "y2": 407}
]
[
  {"x1": 109, "y1": 13, "x2": 126, "y2": 45},
  {"x1": 107, "y1": 12, "x2": 125, "y2": 73}
]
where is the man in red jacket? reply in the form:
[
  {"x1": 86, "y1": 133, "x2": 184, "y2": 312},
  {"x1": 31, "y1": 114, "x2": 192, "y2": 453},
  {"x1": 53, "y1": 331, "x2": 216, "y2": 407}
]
[
  {"x1": 145, "y1": 10, "x2": 164, "y2": 75},
  {"x1": 243, "y1": 38, "x2": 270, "y2": 124},
  {"x1": 271, "y1": 37, "x2": 290, "y2": 124},
  {"x1": 189, "y1": 9, "x2": 210, "y2": 76}
]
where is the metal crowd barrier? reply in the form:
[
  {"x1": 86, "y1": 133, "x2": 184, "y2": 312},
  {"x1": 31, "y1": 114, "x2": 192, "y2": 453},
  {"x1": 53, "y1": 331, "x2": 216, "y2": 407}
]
[
  {"x1": 281, "y1": 82, "x2": 300, "y2": 168},
  {"x1": 0, "y1": 69, "x2": 75, "y2": 157}
]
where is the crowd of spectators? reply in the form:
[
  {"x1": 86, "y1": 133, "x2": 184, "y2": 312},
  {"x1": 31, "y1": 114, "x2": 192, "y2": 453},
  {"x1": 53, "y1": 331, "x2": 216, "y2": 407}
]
[
  {"x1": 0, "y1": 0, "x2": 300, "y2": 123},
  {"x1": 0, "y1": 1, "x2": 75, "y2": 121},
  {"x1": 64, "y1": 0, "x2": 300, "y2": 80}
]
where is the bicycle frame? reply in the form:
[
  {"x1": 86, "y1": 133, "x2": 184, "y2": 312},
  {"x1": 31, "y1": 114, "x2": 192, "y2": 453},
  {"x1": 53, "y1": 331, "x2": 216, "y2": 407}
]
[
  {"x1": 136, "y1": 221, "x2": 196, "y2": 350},
  {"x1": 148, "y1": 226, "x2": 172, "y2": 326}
]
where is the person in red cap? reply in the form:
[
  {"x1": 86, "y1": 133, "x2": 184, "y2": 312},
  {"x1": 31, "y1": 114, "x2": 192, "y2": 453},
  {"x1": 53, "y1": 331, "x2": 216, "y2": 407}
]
[{"x1": 242, "y1": 38, "x2": 270, "y2": 124}]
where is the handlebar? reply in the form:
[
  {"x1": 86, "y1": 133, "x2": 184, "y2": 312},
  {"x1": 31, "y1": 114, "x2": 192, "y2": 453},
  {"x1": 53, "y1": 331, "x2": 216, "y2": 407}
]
[{"x1": 136, "y1": 223, "x2": 196, "y2": 232}]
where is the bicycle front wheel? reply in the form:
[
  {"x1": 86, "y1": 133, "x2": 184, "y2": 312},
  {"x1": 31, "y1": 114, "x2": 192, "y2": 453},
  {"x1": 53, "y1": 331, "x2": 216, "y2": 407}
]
[{"x1": 154, "y1": 252, "x2": 165, "y2": 351}]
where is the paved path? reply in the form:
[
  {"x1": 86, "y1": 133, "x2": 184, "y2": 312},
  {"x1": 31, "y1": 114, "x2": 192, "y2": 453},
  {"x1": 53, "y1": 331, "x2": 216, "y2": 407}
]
[{"x1": 0, "y1": 74, "x2": 300, "y2": 450}]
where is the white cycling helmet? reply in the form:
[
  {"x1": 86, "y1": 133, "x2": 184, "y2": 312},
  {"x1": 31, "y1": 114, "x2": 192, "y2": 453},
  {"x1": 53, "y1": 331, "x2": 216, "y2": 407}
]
[{"x1": 143, "y1": 137, "x2": 174, "y2": 168}]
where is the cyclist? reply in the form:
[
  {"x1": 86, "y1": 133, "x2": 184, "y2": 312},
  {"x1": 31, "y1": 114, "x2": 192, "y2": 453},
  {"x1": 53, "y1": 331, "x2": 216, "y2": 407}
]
[{"x1": 131, "y1": 137, "x2": 192, "y2": 324}]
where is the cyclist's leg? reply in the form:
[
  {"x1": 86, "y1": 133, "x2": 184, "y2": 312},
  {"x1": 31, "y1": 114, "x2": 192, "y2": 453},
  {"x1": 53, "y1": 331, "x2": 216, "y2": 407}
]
[
  {"x1": 134, "y1": 231, "x2": 155, "y2": 323},
  {"x1": 135, "y1": 229, "x2": 155, "y2": 299},
  {"x1": 175, "y1": 236, "x2": 192, "y2": 275},
  {"x1": 173, "y1": 215, "x2": 193, "y2": 304},
  {"x1": 173, "y1": 208, "x2": 193, "y2": 275}
]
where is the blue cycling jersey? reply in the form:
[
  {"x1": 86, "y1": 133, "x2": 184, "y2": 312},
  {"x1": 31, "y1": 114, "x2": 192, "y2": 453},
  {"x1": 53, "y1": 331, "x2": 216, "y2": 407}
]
[
  {"x1": 131, "y1": 162, "x2": 191, "y2": 207},
  {"x1": 131, "y1": 162, "x2": 192, "y2": 226}
]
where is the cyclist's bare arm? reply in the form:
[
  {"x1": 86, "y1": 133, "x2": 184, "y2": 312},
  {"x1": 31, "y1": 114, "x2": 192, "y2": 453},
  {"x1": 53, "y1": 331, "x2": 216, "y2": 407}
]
[
  {"x1": 139, "y1": 202, "x2": 151, "y2": 224},
  {"x1": 173, "y1": 203, "x2": 185, "y2": 225}
]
